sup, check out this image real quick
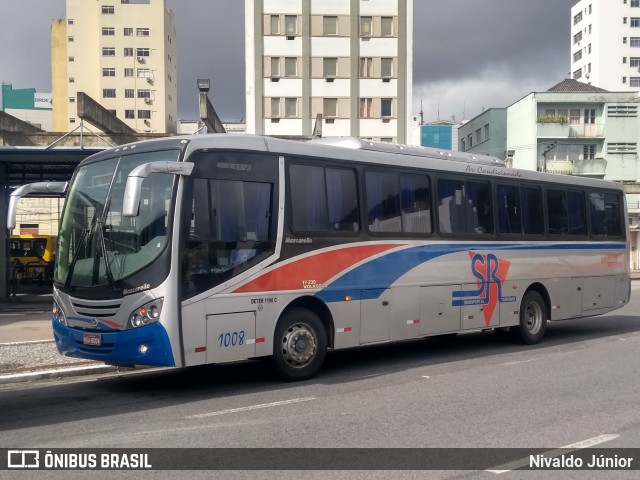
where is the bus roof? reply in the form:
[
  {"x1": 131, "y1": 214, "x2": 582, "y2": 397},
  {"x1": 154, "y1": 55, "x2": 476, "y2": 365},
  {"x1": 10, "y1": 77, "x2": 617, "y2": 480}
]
[{"x1": 83, "y1": 134, "x2": 624, "y2": 193}]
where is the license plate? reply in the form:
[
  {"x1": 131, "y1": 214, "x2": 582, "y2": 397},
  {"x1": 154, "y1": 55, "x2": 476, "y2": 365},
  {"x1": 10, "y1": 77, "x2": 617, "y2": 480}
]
[{"x1": 83, "y1": 333, "x2": 102, "y2": 346}]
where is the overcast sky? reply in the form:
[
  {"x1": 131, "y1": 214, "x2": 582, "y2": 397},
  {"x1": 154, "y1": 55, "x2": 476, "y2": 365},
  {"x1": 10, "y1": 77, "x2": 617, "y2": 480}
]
[{"x1": 0, "y1": 0, "x2": 578, "y2": 124}]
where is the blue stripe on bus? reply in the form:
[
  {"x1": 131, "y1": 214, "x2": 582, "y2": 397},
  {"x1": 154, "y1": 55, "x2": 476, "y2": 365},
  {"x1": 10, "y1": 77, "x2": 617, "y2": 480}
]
[
  {"x1": 315, "y1": 243, "x2": 626, "y2": 303},
  {"x1": 52, "y1": 319, "x2": 175, "y2": 367}
]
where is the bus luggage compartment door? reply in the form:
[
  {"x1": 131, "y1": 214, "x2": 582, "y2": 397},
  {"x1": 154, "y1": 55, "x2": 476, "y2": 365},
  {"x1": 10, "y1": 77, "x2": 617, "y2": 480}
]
[
  {"x1": 360, "y1": 289, "x2": 391, "y2": 344},
  {"x1": 206, "y1": 312, "x2": 256, "y2": 363},
  {"x1": 419, "y1": 285, "x2": 461, "y2": 335}
]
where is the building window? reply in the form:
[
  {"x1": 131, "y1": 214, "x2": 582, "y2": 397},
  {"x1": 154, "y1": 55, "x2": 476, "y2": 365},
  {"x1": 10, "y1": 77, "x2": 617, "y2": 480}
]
[
  {"x1": 270, "y1": 15, "x2": 280, "y2": 35},
  {"x1": 102, "y1": 68, "x2": 116, "y2": 77},
  {"x1": 270, "y1": 57, "x2": 280, "y2": 77},
  {"x1": 583, "y1": 145, "x2": 595, "y2": 160},
  {"x1": 484, "y1": 123, "x2": 490, "y2": 140},
  {"x1": 136, "y1": 28, "x2": 150, "y2": 37},
  {"x1": 573, "y1": 50, "x2": 582, "y2": 62},
  {"x1": 284, "y1": 15, "x2": 297, "y2": 35},
  {"x1": 323, "y1": 57, "x2": 337, "y2": 77},
  {"x1": 461, "y1": 138, "x2": 466, "y2": 151},
  {"x1": 138, "y1": 110, "x2": 151, "y2": 119},
  {"x1": 381, "y1": 16, "x2": 393, "y2": 36},
  {"x1": 69, "y1": 77, "x2": 75, "y2": 83},
  {"x1": 102, "y1": 27, "x2": 115, "y2": 36},
  {"x1": 573, "y1": 31, "x2": 582, "y2": 44},
  {"x1": 137, "y1": 89, "x2": 151, "y2": 99},
  {"x1": 573, "y1": 11, "x2": 582, "y2": 25},
  {"x1": 630, "y1": 77, "x2": 640, "y2": 87},
  {"x1": 68, "y1": 56, "x2": 74, "y2": 62},
  {"x1": 137, "y1": 68, "x2": 151, "y2": 78},
  {"x1": 70, "y1": 118, "x2": 76, "y2": 124},
  {"x1": 124, "y1": 47, "x2": 134, "y2": 57},
  {"x1": 468, "y1": 134, "x2": 473, "y2": 148},
  {"x1": 381, "y1": 58, "x2": 393, "y2": 78},
  {"x1": 632, "y1": 18, "x2": 640, "y2": 27},
  {"x1": 102, "y1": 47, "x2": 116, "y2": 56},
  {"x1": 360, "y1": 16, "x2": 372, "y2": 36},
  {"x1": 624, "y1": 17, "x2": 628, "y2": 24},
  {"x1": 631, "y1": 57, "x2": 640, "y2": 67},
  {"x1": 102, "y1": 5, "x2": 115, "y2": 14},
  {"x1": 68, "y1": 19, "x2": 74, "y2": 25},
  {"x1": 270, "y1": 97, "x2": 280, "y2": 117},
  {"x1": 360, "y1": 98, "x2": 373, "y2": 118},
  {"x1": 632, "y1": 37, "x2": 640, "y2": 47},
  {"x1": 574, "y1": 68, "x2": 583, "y2": 79},
  {"x1": 103, "y1": 89, "x2": 116, "y2": 98},
  {"x1": 285, "y1": 98, "x2": 298, "y2": 117},
  {"x1": 124, "y1": 27, "x2": 133, "y2": 36},
  {"x1": 476, "y1": 128, "x2": 482, "y2": 144},
  {"x1": 360, "y1": 57, "x2": 373, "y2": 77},
  {"x1": 68, "y1": 36, "x2": 74, "y2": 42},
  {"x1": 323, "y1": 16, "x2": 337, "y2": 35},
  {"x1": 584, "y1": 109, "x2": 596, "y2": 124},
  {"x1": 324, "y1": 98, "x2": 338, "y2": 118},
  {"x1": 124, "y1": 68, "x2": 134, "y2": 77},
  {"x1": 125, "y1": 89, "x2": 134, "y2": 98},
  {"x1": 634, "y1": 0, "x2": 640, "y2": 6},
  {"x1": 569, "y1": 109, "x2": 581, "y2": 125},
  {"x1": 136, "y1": 48, "x2": 150, "y2": 57},
  {"x1": 69, "y1": 97, "x2": 75, "y2": 103},
  {"x1": 381, "y1": 98, "x2": 392, "y2": 117},
  {"x1": 125, "y1": 110, "x2": 135, "y2": 119},
  {"x1": 284, "y1": 57, "x2": 297, "y2": 77}
]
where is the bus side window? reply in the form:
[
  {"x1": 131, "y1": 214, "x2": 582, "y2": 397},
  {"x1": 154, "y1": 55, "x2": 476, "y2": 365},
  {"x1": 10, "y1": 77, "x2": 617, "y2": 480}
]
[{"x1": 547, "y1": 189, "x2": 568, "y2": 235}]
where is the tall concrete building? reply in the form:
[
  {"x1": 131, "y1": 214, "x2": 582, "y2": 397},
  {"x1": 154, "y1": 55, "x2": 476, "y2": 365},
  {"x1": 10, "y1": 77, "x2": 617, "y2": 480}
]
[
  {"x1": 51, "y1": 0, "x2": 177, "y2": 134},
  {"x1": 571, "y1": 0, "x2": 640, "y2": 92},
  {"x1": 245, "y1": 0, "x2": 413, "y2": 143}
]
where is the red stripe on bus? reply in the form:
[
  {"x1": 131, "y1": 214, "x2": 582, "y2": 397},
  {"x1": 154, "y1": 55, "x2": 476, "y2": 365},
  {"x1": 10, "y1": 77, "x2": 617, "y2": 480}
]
[
  {"x1": 232, "y1": 244, "x2": 401, "y2": 293},
  {"x1": 256, "y1": 338, "x2": 265, "y2": 343}
]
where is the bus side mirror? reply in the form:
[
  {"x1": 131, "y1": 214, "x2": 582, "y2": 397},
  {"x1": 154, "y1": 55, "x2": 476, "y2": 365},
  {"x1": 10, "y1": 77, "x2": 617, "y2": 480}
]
[
  {"x1": 7, "y1": 182, "x2": 68, "y2": 230},
  {"x1": 123, "y1": 161, "x2": 194, "y2": 217}
]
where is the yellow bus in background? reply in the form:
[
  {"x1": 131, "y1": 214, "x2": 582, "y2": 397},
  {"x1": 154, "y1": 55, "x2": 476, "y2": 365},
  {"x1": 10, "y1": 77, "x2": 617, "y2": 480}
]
[{"x1": 10, "y1": 234, "x2": 57, "y2": 264}]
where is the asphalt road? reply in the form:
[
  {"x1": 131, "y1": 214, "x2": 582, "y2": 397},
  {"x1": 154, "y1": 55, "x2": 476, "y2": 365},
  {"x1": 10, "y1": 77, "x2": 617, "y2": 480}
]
[{"x1": 0, "y1": 284, "x2": 639, "y2": 479}]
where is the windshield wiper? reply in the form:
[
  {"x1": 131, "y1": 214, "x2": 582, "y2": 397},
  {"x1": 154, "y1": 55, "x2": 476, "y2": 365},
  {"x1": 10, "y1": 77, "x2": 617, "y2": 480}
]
[{"x1": 64, "y1": 228, "x2": 89, "y2": 288}]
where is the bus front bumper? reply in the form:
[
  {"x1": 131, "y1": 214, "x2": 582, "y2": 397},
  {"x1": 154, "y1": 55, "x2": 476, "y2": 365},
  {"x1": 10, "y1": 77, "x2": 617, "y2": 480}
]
[{"x1": 52, "y1": 318, "x2": 176, "y2": 367}]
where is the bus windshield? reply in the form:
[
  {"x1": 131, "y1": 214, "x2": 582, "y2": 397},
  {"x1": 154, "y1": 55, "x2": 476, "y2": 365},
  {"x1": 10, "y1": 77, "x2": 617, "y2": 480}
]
[{"x1": 55, "y1": 149, "x2": 179, "y2": 288}]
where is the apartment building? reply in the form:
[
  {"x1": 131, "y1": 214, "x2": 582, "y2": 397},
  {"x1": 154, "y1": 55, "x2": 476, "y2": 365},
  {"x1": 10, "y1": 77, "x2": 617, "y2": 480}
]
[
  {"x1": 51, "y1": 0, "x2": 177, "y2": 134},
  {"x1": 245, "y1": 0, "x2": 413, "y2": 143},
  {"x1": 571, "y1": 0, "x2": 640, "y2": 92}
]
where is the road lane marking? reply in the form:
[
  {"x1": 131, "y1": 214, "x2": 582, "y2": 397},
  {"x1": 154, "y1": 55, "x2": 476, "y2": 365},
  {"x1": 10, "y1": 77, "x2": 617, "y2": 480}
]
[
  {"x1": 486, "y1": 434, "x2": 620, "y2": 474},
  {"x1": 185, "y1": 397, "x2": 317, "y2": 419}
]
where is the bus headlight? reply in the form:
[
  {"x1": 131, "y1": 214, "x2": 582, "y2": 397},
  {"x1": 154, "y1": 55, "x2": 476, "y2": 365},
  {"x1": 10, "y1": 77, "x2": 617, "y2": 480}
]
[
  {"x1": 127, "y1": 298, "x2": 164, "y2": 329},
  {"x1": 52, "y1": 301, "x2": 67, "y2": 327}
]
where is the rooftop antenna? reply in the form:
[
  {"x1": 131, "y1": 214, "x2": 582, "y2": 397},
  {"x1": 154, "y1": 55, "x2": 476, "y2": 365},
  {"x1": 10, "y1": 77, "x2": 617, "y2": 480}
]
[{"x1": 419, "y1": 93, "x2": 424, "y2": 125}]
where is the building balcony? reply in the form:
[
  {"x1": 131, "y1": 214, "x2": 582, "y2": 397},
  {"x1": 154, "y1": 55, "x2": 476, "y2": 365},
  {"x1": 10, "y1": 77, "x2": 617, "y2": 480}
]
[
  {"x1": 544, "y1": 157, "x2": 607, "y2": 178},
  {"x1": 537, "y1": 122, "x2": 605, "y2": 139}
]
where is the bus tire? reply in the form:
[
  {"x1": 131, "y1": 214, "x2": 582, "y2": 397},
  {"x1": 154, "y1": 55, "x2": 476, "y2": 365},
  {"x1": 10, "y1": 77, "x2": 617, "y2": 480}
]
[
  {"x1": 271, "y1": 308, "x2": 327, "y2": 382},
  {"x1": 513, "y1": 291, "x2": 547, "y2": 345}
]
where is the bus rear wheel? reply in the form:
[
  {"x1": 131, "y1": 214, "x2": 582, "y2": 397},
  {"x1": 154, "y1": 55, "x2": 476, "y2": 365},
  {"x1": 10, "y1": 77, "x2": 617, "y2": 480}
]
[
  {"x1": 272, "y1": 308, "x2": 327, "y2": 381},
  {"x1": 512, "y1": 290, "x2": 547, "y2": 345}
]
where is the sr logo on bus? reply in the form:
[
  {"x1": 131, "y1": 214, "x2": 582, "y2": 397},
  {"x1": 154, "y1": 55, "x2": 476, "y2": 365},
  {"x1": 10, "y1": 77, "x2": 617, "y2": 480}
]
[{"x1": 451, "y1": 252, "x2": 516, "y2": 326}]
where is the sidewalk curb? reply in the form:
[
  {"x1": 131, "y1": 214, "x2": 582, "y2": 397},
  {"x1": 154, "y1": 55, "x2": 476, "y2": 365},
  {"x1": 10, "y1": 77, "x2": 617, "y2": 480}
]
[{"x1": 0, "y1": 364, "x2": 120, "y2": 384}]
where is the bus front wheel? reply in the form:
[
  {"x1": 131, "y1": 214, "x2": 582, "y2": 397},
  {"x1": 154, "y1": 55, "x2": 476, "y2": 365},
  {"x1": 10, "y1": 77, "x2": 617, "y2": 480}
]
[
  {"x1": 513, "y1": 290, "x2": 547, "y2": 345},
  {"x1": 272, "y1": 308, "x2": 327, "y2": 381}
]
